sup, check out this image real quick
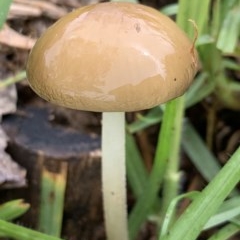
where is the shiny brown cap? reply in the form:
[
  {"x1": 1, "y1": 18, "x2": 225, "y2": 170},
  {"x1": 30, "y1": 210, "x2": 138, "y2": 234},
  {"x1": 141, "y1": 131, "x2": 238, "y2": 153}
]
[{"x1": 27, "y1": 2, "x2": 198, "y2": 112}]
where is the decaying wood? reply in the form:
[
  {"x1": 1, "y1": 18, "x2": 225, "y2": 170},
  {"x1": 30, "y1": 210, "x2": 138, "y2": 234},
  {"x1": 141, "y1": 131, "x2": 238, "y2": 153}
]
[{"x1": 1, "y1": 105, "x2": 104, "y2": 240}]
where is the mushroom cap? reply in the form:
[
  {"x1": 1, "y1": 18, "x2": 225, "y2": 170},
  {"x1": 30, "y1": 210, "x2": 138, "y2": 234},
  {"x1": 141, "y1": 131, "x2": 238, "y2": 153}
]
[{"x1": 27, "y1": 2, "x2": 198, "y2": 112}]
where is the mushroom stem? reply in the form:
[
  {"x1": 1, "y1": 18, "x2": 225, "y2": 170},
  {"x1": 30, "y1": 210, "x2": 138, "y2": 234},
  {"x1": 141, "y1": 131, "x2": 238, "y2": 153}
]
[{"x1": 102, "y1": 112, "x2": 128, "y2": 240}]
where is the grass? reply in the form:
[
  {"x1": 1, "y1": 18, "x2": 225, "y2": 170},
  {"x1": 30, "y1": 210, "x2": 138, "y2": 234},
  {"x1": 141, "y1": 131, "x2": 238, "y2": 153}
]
[
  {"x1": 128, "y1": 97, "x2": 185, "y2": 239},
  {"x1": 0, "y1": 0, "x2": 240, "y2": 240},
  {"x1": 127, "y1": 0, "x2": 240, "y2": 239},
  {"x1": 0, "y1": 220, "x2": 62, "y2": 240},
  {"x1": 38, "y1": 163, "x2": 67, "y2": 237},
  {"x1": 0, "y1": 0, "x2": 12, "y2": 29},
  {"x1": 161, "y1": 146, "x2": 240, "y2": 240},
  {"x1": 0, "y1": 71, "x2": 26, "y2": 89}
]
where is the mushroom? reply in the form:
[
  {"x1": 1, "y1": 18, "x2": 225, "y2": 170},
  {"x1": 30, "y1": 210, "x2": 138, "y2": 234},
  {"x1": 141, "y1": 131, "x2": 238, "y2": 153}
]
[{"x1": 26, "y1": 2, "x2": 198, "y2": 240}]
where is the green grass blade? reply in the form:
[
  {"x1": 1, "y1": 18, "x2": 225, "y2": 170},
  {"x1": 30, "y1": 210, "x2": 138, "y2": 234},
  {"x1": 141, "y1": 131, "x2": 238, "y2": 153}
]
[
  {"x1": 207, "y1": 223, "x2": 240, "y2": 240},
  {"x1": 211, "y1": 0, "x2": 223, "y2": 38},
  {"x1": 160, "y1": 96, "x2": 185, "y2": 221},
  {"x1": 216, "y1": 196, "x2": 240, "y2": 212},
  {"x1": 182, "y1": 121, "x2": 221, "y2": 181},
  {"x1": 215, "y1": 74, "x2": 240, "y2": 110},
  {"x1": 204, "y1": 206, "x2": 240, "y2": 230},
  {"x1": 38, "y1": 164, "x2": 67, "y2": 237},
  {"x1": 160, "y1": 4, "x2": 178, "y2": 16},
  {"x1": 223, "y1": 59, "x2": 240, "y2": 71},
  {"x1": 0, "y1": 71, "x2": 26, "y2": 88},
  {"x1": 217, "y1": 4, "x2": 240, "y2": 53},
  {"x1": 196, "y1": 34, "x2": 215, "y2": 46},
  {"x1": 162, "y1": 146, "x2": 240, "y2": 240},
  {"x1": 127, "y1": 106, "x2": 162, "y2": 134},
  {"x1": 126, "y1": 132, "x2": 148, "y2": 198},
  {"x1": 159, "y1": 191, "x2": 200, "y2": 239},
  {"x1": 204, "y1": 196, "x2": 240, "y2": 230},
  {"x1": 0, "y1": 219, "x2": 63, "y2": 240},
  {"x1": 0, "y1": 71, "x2": 26, "y2": 89},
  {"x1": 128, "y1": 98, "x2": 181, "y2": 240},
  {"x1": 185, "y1": 72, "x2": 215, "y2": 108},
  {"x1": 0, "y1": 0, "x2": 12, "y2": 29},
  {"x1": 0, "y1": 199, "x2": 29, "y2": 221},
  {"x1": 177, "y1": 0, "x2": 211, "y2": 36}
]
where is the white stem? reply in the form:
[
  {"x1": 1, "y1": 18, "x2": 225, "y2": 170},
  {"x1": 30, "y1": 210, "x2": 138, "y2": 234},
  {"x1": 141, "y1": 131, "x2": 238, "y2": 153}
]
[{"x1": 102, "y1": 112, "x2": 128, "y2": 240}]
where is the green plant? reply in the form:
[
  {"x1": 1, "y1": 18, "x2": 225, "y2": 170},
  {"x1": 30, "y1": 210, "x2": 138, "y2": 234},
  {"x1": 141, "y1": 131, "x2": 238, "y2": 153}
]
[
  {"x1": 0, "y1": 71, "x2": 26, "y2": 88},
  {"x1": 0, "y1": 220, "x2": 63, "y2": 240},
  {"x1": 38, "y1": 164, "x2": 67, "y2": 237},
  {"x1": 127, "y1": 0, "x2": 240, "y2": 240},
  {"x1": 0, "y1": 199, "x2": 29, "y2": 221},
  {"x1": 0, "y1": 200, "x2": 63, "y2": 240},
  {"x1": 0, "y1": 0, "x2": 12, "y2": 29}
]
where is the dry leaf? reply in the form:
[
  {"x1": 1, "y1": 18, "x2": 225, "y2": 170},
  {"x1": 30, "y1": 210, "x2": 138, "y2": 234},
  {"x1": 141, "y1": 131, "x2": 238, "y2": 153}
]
[
  {"x1": 0, "y1": 84, "x2": 26, "y2": 188},
  {"x1": 0, "y1": 127, "x2": 26, "y2": 188},
  {"x1": 0, "y1": 24, "x2": 36, "y2": 49},
  {"x1": 0, "y1": 84, "x2": 17, "y2": 117},
  {"x1": 9, "y1": 2, "x2": 42, "y2": 19},
  {"x1": 10, "y1": 0, "x2": 67, "y2": 19}
]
